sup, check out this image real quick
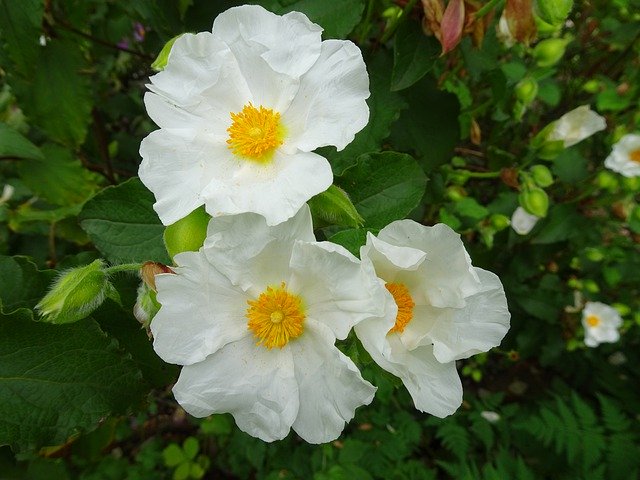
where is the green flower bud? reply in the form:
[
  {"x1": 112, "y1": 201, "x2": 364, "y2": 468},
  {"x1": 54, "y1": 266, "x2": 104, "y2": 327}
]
[
  {"x1": 533, "y1": 38, "x2": 570, "y2": 67},
  {"x1": 582, "y1": 79, "x2": 601, "y2": 94},
  {"x1": 534, "y1": 0, "x2": 573, "y2": 27},
  {"x1": 622, "y1": 176, "x2": 640, "y2": 192},
  {"x1": 307, "y1": 185, "x2": 364, "y2": 228},
  {"x1": 596, "y1": 171, "x2": 619, "y2": 191},
  {"x1": 489, "y1": 213, "x2": 511, "y2": 231},
  {"x1": 36, "y1": 259, "x2": 112, "y2": 324},
  {"x1": 151, "y1": 34, "x2": 184, "y2": 71},
  {"x1": 163, "y1": 206, "x2": 210, "y2": 260},
  {"x1": 530, "y1": 164, "x2": 554, "y2": 187},
  {"x1": 516, "y1": 77, "x2": 539, "y2": 105},
  {"x1": 446, "y1": 185, "x2": 467, "y2": 202},
  {"x1": 584, "y1": 248, "x2": 604, "y2": 262},
  {"x1": 519, "y1": 187, "x2": 549, "y2": 217},
  {"x1": 134, "y1": 283, "x2": 162, "y2": 331}
]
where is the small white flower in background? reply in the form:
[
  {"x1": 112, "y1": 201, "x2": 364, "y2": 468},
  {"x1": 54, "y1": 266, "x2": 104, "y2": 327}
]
[
  {"x1": 511, "y1": 206, "x2": 540, "y2": 235},
  {"x1": 150, "y1": 206, "x2": 388, "y2": 443},
  {"x1": 0, "y1": 184, "x2": 15, "y2": 204},
  {"x1": 139, "y1": 4, "x2": 370, "y2": 227},
  {"x1": 547, "y1": 105, "x2": 606, "y2": 148},
  {"x1": 480, "y1": 411, "x2": 501, "y2": 423},
  {"x1": 604, "y1": 133, "x2": 640, "y2": 178},
  {"x1": 582, "y1": 301, "x2": 622, "y2": 348},
  {"x1": 354, "y1": 221, "x2": 510, "y2": 418}
]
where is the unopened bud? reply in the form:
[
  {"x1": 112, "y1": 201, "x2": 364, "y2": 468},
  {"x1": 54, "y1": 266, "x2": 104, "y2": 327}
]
[
  {"x1": 533, "y1": 37, "x2": 570, "y2": 67},
  {"x1": 446, "y1": 185, "x2": 467, "y2": 202},
  {"x1": 308, "y1": 185, "x2": 364, "y2": 228},
  {"x1": 530, "y1": 164, "x2": 554, "y2": 187},
  {"x1": 140, "y1": 261, "x2": 174, "y2": 291},
  {"x1": 134, "y1": 283, "x2": 161, "y2": 331},
  {"x1": 36, "y1": 260, "x2": 112, "y2": 324},
  {"x1": 516, "y1": 77, "x2": 539, "y2": 105},
  {"x1": 519, "y1": 187, "x2": 549, "y2": 217},
  {"x1": 490, "y1": 213, "x2": 511, "y2": 231},
  {"x1": 163, "y1": 206, "x2": 210, "y2": 260}
]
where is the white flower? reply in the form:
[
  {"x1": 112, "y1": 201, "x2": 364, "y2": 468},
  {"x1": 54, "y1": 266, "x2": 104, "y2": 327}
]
[
  {"x1": 139, "y1": 5, "x2": 370, "y2": 226},
  {"x1": 150, "y1": 206, "x2": 387, "y2": 443},
  {"x1": 354, "y1": 221, "x2": 510, "y2": 417},
  {"x1": 604, "y1": 133, "x2": 640, "y2": 177},
  {"x1": 480, "y1": 411, "x2": 501, "y2": 423},
  {"x1": 582, "y1": 301, "x2": 622, "y2": 348},
  {"x1": 496, "y1": 12, "x2": 515, "y2": 48},
  {"x1": 546, "y1": 105, "x2": 606, "y2": 148},
  {"x1": 511, "y1": 206, "x2": 540, "y2": 235}
]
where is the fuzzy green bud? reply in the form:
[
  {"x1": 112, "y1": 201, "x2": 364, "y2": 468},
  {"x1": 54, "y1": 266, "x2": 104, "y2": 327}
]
[
  {"x1": 516, "y1": 77, "x2": 539, "y2": 106},
  {"x1": 151, "y1": 34, "x2": 184, "y2": 71},
  {"x1": 519, "y1": 187, "x2": 549, "y2": 217},
  {"x1": 307, "y1": 185, "x2": 364, "y2": 228},
  {"x1": 534, "y1": 0, "x2": 573, "y2": 27},
  {"x1": 530, "y1": 164, "x2": 554, "y2": 187},
  {"x1": 533, "y1": 38, "x2": 570, "y2": 67},
  {"x1": 163, "y1": 206, "x2": 210, "y2": 260},
  {"x1": 489, "y1": 213, "x2": 511, "y2": 231},
  {"x1": 36, "y1": 259, "x2": 112, "y2": 324}
]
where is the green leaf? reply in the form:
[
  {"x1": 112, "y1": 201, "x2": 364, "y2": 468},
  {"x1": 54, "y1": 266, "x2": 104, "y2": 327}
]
[
  {"x1": 391, "y1": 19, "x2": 440, "y2": 91},
  {"x1": 327, "y1": 228, "x2": 370, "y2": 257},
  {"x1": 0, "y1": 255, "x2": 55, "y2": 313},
  {"x1": 0, "y1": 123, "x2": 43, "y2": 160},
  {"x1": 163, "y1": 443, "x2": 185, "y2": 468},
  {"x1": 259, "y1": 0, "x2": 365, "y2": 39},
  {"x1": 318, "y1": 52, "x2": 407, "y2": 175},
  {"x1": 79, "y1": 178, "x2": 171, "y2": 264},
  {"x1": 0, "y1": 313, "x2": 146, "y2": 452},
  {"x1": 389, "y1": 76, "x2": 460, "y2": 170},
  {"x1": 182, "y1": 437, "x2": 199, "y2": 461},
  {"x1": 0, "y1": 0, "x2": 44, "y2": 76},
  {"x1": 308, "y1": 185, "x2": 364, "y2": 228},
  {"x1": 532, "y1": 204, "x2": 588, "y2": 244},
  {"x1": 174, "y1": 462, "x2": 191, "y2": 480},
  {"x1": 17, "y1": 144, "x2": 101, "y2": 207},
  {"x1": 453, "y1": 198, "x2": 489, "y2": 221},
  {"x1": 336, "y1": 152, "x2": 427, "y2": 229}
]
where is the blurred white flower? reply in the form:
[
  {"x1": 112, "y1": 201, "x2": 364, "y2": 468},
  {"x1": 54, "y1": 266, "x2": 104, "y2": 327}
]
[
  {"x1": 604, "y1": 133, "x2": 640, "y2": 178},
  {"x1": 0, "y1": 184, "x2": 15, "y2": 204},
  {"x1": 151, "y1": 206, "x2": 387, "y2": 443},
  {"x1": 354, "y1": 221, "x2": 510, "y2": 417},
  {"x1": 511, "y1": 206, "x2": 540, "y2": 235},
  {"x1": 547, "y1": 105, "x2": 606, "y2": 147},
  {"x1": 139, "y1": 5, "x2": 370, "y2": 226},
  {"x1": 582, "y1": 301, "x2": 622, "y2": 348},
  {"x1": 480, "y1": 411, "x2": 501, "y2": 423}
]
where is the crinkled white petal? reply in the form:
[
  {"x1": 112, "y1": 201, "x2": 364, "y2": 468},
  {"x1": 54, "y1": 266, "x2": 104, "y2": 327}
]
[
  {"x1": 548, "y1": 105, "x2": 606, "y2": 148},
  {"x1": 399, "y1": 304, "x2": 453, "y2": 351},
  {"x1": 604, "y1": 133, "x2": 640, "y2": 178},
  {"x1": 201, "y1": 150, "x2": 332, "y2": 226},
  {"x1": 511, "y1": 206, "x2": 540, "y2": 235},
  {"x1": 361, "y1": 232, "x2": 427, "y2": 283},
  {"x1": 212, "y1": 5, "x2": 322, "y2": 79},
  {"x1": 428, "y1": 268, "x2": 511, "y2": 363},
  {"x1": 203, "y1": 206, "x2": 314, "y2": 292},
  {"x1": 290, "y1": 319, "x2": 376, "y2": 443},
  {"x1": 151, "y1": 251, "x2": 249, "y2": 365},
  {"x1": 289, "y1": 240, "x2": 388, "y2": 340},
  {"x1": 173, "y1": 335, "x2": 299, "y2": 442},
  {"x1": 582, "y1": 301, "x2": 622, "y2": 347},
  {"x1": 283, "y1": 39, "x2": 370, "y2": 152},
  {"x1": 374, "y1": 221, "x2": 480, "y2": 308}
]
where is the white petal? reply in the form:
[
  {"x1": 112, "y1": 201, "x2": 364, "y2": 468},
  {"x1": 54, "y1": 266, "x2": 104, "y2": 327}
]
[
  {"x1": 548, "y1": 105, "x2": 606, "y2": 147},
  {"x1": 203, "y1": 206, "x2": 315, "y2": 292},
  {"x1": 289, "y1": 241, "x2": 388, "y2": 340},
  {"x1": 173, "y1": 335, "x2": 299, "y2": 442},
  {"x1": 283, "y1": 39, "x2": 370, "y2": 151},
  {"x1": 290, "y1": 320, "x2": 375, "y2": 443},
  {"x1": 511, "y1": 207, "x2": 540, "y2": 235},
  {"x1": 361, "y1": 232, "x2": 427, "y2": 283},
  {"x1": 212, "y1": 5, "x2": 322, "y2": 79},
  {"x1": 201, "y1": 150, "x2": 332, "y2": 226},
  {"x1": 604, "y1": 133, "x2": 640, "y2": 178},
  {"x1": 429, "y1": 268, "x2": 511, "y2": 362},
  {"x1": 151, "y1": 251, "x2": 249, "y2": 365}
]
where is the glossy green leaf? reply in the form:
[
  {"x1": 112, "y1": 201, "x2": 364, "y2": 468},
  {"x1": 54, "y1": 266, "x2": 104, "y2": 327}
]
[
  {"x1": 327, "y1": 228, "x2": 371, "y2": 257},
  {"x1": 391, "y1": 19, "x2": 440, "y2": 91},
  {"x1": 0, "y1": 313, "x2": 146, "y2": 452},
  {"x1": 337, "y1": 152, "x2": 427, "y2": 229},
  {"x1": 79, "y1": 178, "x2": 171, "y2": 264}
]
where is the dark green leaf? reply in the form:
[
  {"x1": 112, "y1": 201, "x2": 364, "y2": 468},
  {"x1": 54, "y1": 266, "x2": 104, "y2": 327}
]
[
  {"x1": 79, "y1": 178, "x2": 171, "y2": 264},
  {"x1": 0, "y1": 123, "x2": 43, "y2": 160},
  {"x1": 327, "y1": 228, "x2": 370, "y2": 257},
  {"x1": 391, "y1": 19, "x2": 440, "y2": 91},
  {"x1": 0, "y1": 0, "x2": 44, "y2": 75},
  {"x1": 0, "y1": 256, "x2": 55, "y2": 313}
]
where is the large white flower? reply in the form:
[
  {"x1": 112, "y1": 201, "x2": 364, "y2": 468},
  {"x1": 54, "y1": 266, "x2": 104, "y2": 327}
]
[
  {"x1": 546, "y1": 105, "x2": 606, "y2": 148},
  {"x1": 354, "y1": 221, "x2": 510, "y2": 417},
  {"x1": 604, "y1": 133, "x2": 640, "y2": 178},
  {"x1": 582, "y1": 301, "x2": 622, "y2": 348},
  {"x1": 150, "y1": 206, "x2": 387, "y2": 443},
  {"x1": 139, "y1": 5, "x2": 370, "y2": 227}
]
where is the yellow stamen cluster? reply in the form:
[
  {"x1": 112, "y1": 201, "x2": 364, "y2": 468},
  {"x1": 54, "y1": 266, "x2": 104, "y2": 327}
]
[
  {"x1": 246, "y1": 282, "x2": 305, "y2": 349},
  {"x1": 386, "y1": 282, "x2": 415, "y2": 334},
  {"x1": 586, "y1": 315, "x2": 600, "y2": 327},
  {"x1": 227, "y1": 103, "x2": 283, "y2": 161},
  {"x1": 629, "y1": 149, "x2": 640, "y2": 164}
]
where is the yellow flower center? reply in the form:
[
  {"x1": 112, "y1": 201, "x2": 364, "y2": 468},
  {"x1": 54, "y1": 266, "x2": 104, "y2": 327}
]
[
  {"x1": 386, "y1": 282, "x2": 415, "y2": 334},
  {"x1": 226, "y1": 103, "x2": 284, "y2": 161},
  {"x1": 629, "y1": 149, "x2": 640, "y2": 164},
  {"x1": 586, "y1": 315, "x2": 600, "y2": 327},
  {"x1": 246, "y1": 282, "x2": 304, "y2": 349}
]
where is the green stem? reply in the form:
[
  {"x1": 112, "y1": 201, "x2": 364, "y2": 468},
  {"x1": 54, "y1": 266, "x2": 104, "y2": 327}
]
[
  {"x1": 461, "y1": 170, "x2": 502, "y2": 179},
  {"x1": 380, "y1": 0, "x2": 419, "y2": 44},
  {"x1": 475, "y1": 0, "x2": 504, "y2": 19},
  {"x1": 357, "y1": 0, "x2": 377, "y2": 44},
  {"x1": 104, "y1": 263, "x2": 143, "y2": 275}
]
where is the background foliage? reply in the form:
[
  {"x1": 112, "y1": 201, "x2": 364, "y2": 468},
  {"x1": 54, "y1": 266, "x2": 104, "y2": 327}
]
[{"x1": 1, "y1": 0, "x2": 639, "y2": 478}]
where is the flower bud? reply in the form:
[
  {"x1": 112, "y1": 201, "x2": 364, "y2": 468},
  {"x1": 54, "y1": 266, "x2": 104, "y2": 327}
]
[
  {"x1": 151, "y1": 34, "x2": 184, "y2": 71},
  {"x1": 519, "y1": 187, "x2": 549, "y2": 217},
  {"x1": 134, "y1": 283, "x2": 162, "y2": 331},
  {"x1": 141, "y1": 261, "x2": 174, "y2": 291},
  {"x1": 446, "y1": 185, "x2": 467, "y2": 202},
  {"x1": 534, "y1": 0, "x2": 573, "y2": 28},
  {"x1": 515, "y1": 77, "x2": 539, "y2": 105},
  {"x1": 36, "y1": 259, "x2": 112, "y2": 324},
  {"x1": 307, "y1": 185, "x2": 364, "y2": 228},
  {"x1": 490, "y1": 213, "x2": 511, "y2": 231},
  {"x1": 596, "y1": 171, "x2": 619, "y2": 191},
  {"x1": 533, "y1": 38, "x2": 570, "y2": 67},
  {"x1": 163, "y1": 206, "x2": 210, "y2": 260},
  {"x1": 530, "y1": 164, "x2": 554, "y2": 187}
]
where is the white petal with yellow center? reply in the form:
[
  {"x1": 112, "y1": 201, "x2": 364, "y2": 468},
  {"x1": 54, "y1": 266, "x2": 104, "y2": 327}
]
[{"x1": 604, "y1": 133, "x2": 640, "y2": 178}]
